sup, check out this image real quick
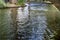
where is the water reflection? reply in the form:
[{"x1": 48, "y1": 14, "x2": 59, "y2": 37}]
[
  {"x1": 0, "y1": 3, "x2": 60, "y2": 40},
  {"x1": 0, "y1": 9, "x2": 15, "y2": 40},
  {"x1": 16, "y1": 3, "x2": 47, "y2": 40},
  {"x1": 17, "y1": 5, "x2": 30, "y2": 40},
  {"x1": 11, "y1": 8, "x2": 18, "y2": 40},
  {"x1": 0, "y1": 3, "x2": 50, "y2": 40}
]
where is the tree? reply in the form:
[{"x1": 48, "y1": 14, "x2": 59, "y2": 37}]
[{"x1": 0, "y1": 0, "x2": 6, "y2": 6}]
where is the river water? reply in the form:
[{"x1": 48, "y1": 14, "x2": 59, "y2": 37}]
[{"x1": 0, "y1": 3, "x2": 60, "y2": 40}]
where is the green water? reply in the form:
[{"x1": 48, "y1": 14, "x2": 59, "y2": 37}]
[
  {"x1": 45, "y1": 4, "x2": 60, "y2": 40},
  {"x1": 0, "y1": 9, "x2": 15, "y2": 40}
]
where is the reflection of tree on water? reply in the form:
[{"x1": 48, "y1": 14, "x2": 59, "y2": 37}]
[
  {"x1": 0, "y1": 9, "x2": 16, "y2": 40},
  {"x1": 0, "y1": 9, "x2": 8, "y2": 40}
]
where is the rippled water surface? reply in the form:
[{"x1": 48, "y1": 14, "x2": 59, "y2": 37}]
[{"x1": 0, "y1": 3, "x2": 60, "y2": 40}]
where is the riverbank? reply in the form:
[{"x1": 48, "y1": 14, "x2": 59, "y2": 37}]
[{"x1": 0, "y1": 3, "x2": 26, "y2": 9}]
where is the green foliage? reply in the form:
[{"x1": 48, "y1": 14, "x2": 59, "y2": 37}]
[
  {"x1": 17, "y1": 0, "x2": 25, "y2": 5},
  {"x1": 0, "y1": 0, "x2": 6, "y2": 7}
]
